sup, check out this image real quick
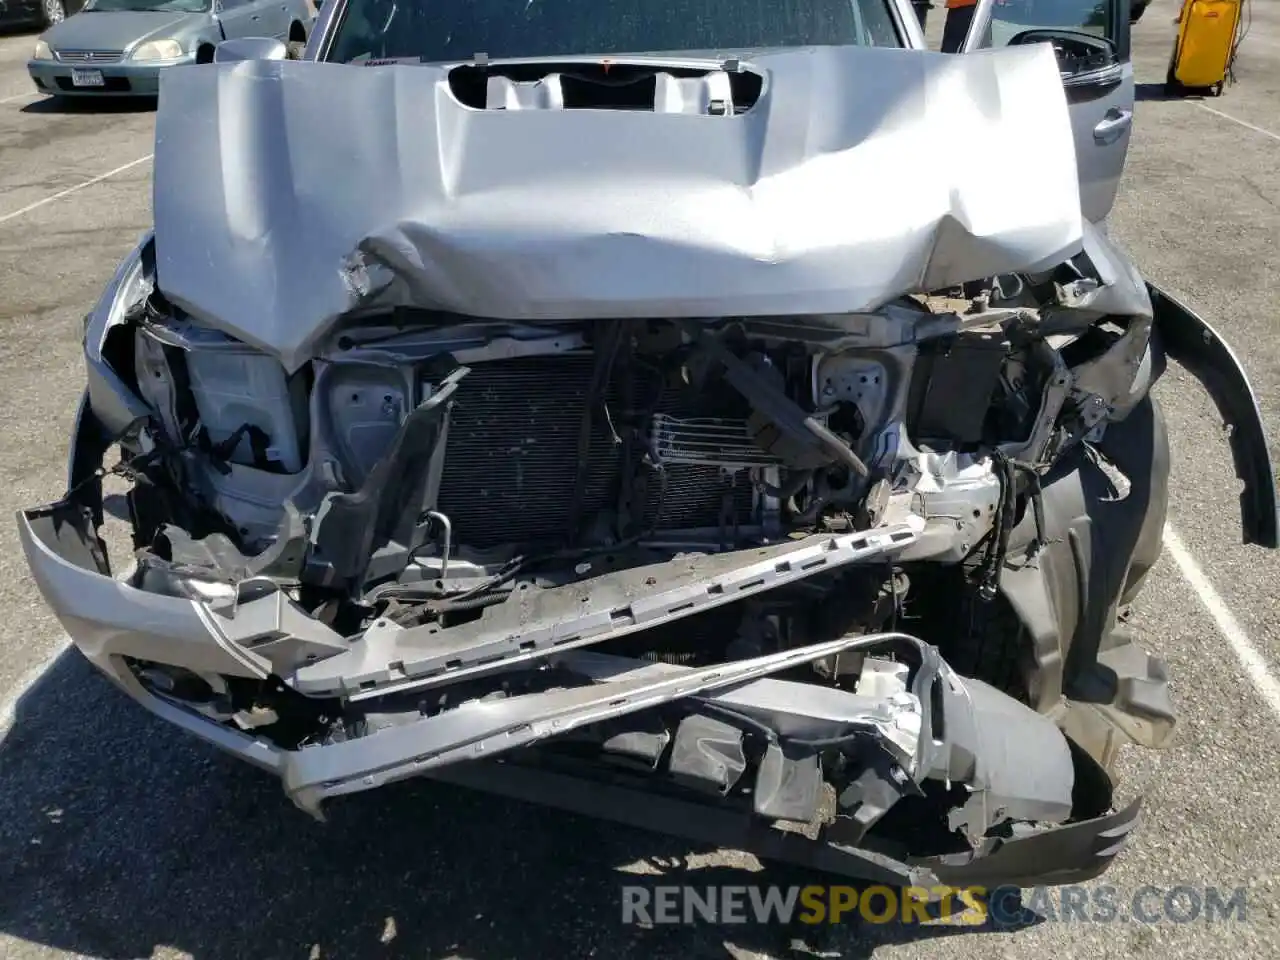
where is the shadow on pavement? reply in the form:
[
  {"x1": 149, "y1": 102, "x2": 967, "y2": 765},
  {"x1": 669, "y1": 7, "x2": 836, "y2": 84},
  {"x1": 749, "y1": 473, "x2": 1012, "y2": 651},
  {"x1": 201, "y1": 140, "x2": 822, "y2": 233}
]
[
  {"x1": 0, "y1": 651, "x2": 1036, "y2": 959},
  {"x1": 1135, "y1": 81, "x2": 1221, "y2": 102},
  {"x1": 1136, "y1": 82, "x2": 1170, "y2": 101},
  {"x1": 20, "y1": 95, "x2": 156, "y2": 115}
]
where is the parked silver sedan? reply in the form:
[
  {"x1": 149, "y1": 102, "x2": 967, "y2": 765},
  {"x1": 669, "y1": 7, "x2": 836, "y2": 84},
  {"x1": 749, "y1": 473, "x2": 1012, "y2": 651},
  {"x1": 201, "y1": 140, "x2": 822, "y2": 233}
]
[{"x1": 27, "y1": 0, "x2": 313, "y2": 98}]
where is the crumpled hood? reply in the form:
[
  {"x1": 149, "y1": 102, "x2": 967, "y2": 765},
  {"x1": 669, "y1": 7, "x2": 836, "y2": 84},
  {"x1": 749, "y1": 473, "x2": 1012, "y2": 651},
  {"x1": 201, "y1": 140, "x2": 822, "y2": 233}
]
[{"x1": 152, "y1": 44, "x2": 1082, "y2": 373}]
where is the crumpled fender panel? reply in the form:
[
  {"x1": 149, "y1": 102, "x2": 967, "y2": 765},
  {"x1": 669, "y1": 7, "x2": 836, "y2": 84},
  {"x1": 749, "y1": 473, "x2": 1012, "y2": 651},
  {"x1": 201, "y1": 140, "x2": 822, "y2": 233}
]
[
  {"x1": 1148, "y1": 283, "x2": 1279, "y2": 548},
  {"x1": 151, "y1": 43, "x2": 1082, "y2": 372},
  {"x1": 994, "y1": 283, "x2": 1279, "y2": 771},
  {"x1": 996, "y1": 394, "x2": 1177, "y2": 773}
]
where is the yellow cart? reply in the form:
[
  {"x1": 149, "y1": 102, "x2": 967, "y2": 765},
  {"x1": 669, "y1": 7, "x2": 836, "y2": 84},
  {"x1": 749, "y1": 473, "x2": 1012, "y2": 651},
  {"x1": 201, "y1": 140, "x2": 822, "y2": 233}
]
[{"x1": 1165, "y1": 0, "x2": 1248, "y2": 97}]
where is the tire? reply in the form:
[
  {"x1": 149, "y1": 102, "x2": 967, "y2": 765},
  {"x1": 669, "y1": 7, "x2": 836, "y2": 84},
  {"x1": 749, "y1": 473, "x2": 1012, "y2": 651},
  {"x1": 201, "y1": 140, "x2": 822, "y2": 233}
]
[
  {"x1": 1130, "y1": 0, "x2": 1149, "y2": 23},
  {"x1": 1165, "y1": 57, "x2": 1185, "y2": 97},
  {"x1": 41, "y1": 0, "x2": 66, "y2": 26},
  {"x1": 287, "y1": 39, "x2": 306, "y2": 60},
  {"x1": 903, "y1": 565, "x2": 1032, "y2": 705}
]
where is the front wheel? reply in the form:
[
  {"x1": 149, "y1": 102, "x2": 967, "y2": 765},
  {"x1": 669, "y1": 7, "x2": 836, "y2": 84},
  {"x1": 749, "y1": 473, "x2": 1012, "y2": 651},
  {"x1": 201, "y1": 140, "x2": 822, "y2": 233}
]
[
  {"x1": 287, "y1": 39, "x2": 306, "y2": 59},
  {"x1": 41, "y1": 0, "x2": 66, "y2": 26},
  {"x1": 1165, "y1": 56, "x2": 1186, "y2": 97}
]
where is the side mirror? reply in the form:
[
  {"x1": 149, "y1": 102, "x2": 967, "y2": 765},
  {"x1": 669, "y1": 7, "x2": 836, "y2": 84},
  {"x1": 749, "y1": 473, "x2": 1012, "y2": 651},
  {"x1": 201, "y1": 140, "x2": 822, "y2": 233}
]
[
  {"x1": 1007, "y1": 28, "x2": 1115, "y2": 58},
  {"x1": 213, "y1": 37, "x2": 289, "y2": 63},
  {"x1": 1006, "y1": 28, "x2": 1118, "y2": 81}
]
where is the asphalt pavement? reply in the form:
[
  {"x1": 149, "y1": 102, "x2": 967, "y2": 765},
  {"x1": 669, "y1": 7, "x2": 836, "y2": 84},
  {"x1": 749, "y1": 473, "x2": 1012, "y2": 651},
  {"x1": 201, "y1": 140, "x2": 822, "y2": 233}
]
[{"x1": 0, "y1": 4, "x2": 1278, "y2": 957}]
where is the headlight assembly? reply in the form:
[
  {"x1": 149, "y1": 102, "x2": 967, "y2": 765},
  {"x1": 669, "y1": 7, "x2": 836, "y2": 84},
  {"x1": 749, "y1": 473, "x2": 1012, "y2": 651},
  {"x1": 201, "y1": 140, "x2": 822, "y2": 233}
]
[
  {"x1": 130, "y1": 39, "x2": 185, "y2": 61},
  {"x1": 33, "y1": 40, "x2": 54, "y2": 60}
]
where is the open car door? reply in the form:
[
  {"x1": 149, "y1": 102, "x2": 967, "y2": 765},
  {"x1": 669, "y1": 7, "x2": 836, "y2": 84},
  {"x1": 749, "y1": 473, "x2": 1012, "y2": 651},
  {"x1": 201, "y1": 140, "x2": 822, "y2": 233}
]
[{"x1": 960, "y1": 0, "x2": 1135, "y2": 225}]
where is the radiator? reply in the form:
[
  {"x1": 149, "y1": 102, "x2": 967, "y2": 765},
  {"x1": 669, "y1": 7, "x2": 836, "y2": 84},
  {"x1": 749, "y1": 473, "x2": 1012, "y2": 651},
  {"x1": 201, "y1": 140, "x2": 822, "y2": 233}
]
[{"x1": 433, "y1": 355, "x2": 756, "y2": 548}]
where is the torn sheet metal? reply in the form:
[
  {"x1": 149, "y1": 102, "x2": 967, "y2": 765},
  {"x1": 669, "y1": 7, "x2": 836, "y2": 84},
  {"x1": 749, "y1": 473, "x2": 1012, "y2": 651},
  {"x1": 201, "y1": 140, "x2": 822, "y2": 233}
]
[
  {"x1": 280, "y1": 629, "x2": 933, "y2": 813},
  {"x1": 152, "y1": 43, "x2": 1082, "y2": 373}
]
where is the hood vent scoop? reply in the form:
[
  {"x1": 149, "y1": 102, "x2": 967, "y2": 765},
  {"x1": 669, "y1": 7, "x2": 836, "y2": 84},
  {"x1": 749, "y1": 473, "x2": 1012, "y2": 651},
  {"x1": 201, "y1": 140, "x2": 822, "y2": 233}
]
[{"x1": 448, "y1": 60, "x2": 763, "y2": 115}]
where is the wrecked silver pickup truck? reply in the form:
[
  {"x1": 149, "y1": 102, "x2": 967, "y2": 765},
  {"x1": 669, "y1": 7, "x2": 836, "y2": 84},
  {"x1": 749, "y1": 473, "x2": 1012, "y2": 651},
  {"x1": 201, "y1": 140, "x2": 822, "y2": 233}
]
[{"x1": 18, "y1": 0, "x2": 1279, "y2": 893}]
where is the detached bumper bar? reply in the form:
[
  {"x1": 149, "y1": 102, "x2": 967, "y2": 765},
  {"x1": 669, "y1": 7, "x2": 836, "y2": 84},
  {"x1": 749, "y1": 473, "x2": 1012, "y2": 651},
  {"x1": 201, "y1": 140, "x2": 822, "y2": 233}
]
[{"x1": 280, "y1": 629, "x2": 933, "y2": 815}]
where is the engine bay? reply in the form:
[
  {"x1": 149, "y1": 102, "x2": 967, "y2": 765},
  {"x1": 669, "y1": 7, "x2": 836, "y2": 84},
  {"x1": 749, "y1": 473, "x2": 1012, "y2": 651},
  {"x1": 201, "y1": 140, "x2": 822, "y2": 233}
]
[
  {"x1": 120, "y1": 281, "x2": 1104, "y2": 601},
  {"x1": 17, "y1": 217, "x2": 1198, "y2": 877},
  {"x1": 84, "y1": 250, "x2": 1155, "y2": 741}
]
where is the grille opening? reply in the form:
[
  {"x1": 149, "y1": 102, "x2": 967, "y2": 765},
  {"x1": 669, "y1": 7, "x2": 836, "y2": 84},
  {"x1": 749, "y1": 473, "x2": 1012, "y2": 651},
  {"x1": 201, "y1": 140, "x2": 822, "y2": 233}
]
[{"x1": 56, "y1": 50, "x2": 124, "y2": 63}]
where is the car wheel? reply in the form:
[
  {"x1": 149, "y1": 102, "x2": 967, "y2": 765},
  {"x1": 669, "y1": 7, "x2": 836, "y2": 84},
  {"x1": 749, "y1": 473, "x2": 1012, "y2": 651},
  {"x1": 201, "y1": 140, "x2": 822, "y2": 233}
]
[
  {"x1": 42, "y1": 0, "x2": 66, "y2": 25},
  {"x1": 1165, "y1": 56, "x2": 1185, "y2": 97},
  {"x1": 287, "y1": 39, "x2": 306, "y2": 59}
]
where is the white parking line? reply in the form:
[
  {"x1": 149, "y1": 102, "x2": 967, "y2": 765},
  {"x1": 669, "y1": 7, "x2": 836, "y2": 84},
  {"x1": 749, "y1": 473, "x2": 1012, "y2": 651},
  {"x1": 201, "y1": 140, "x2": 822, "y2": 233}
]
[
  {"x1": 0, "y1": 153, "x2": 153, "y2": 226},
  {"x1": 1164, "y1": 523, "x2": 1280, "y2": 719},
  {"x1": 0, "y1": 91, "x2": 36, "y2": 104},
  {"x1": 1197, "y1": 102, "x2": 1280, "y2": 144}
]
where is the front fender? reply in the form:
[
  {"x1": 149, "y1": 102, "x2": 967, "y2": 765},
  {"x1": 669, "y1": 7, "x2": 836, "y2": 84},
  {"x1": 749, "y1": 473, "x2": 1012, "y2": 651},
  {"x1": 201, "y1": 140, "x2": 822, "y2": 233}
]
[
  {"x1": 68, "y1": 390, "x2": 111, "y2": 529},
  {"x1": 1150, "y1": 283, "x2": 1278, "y2": 548}
]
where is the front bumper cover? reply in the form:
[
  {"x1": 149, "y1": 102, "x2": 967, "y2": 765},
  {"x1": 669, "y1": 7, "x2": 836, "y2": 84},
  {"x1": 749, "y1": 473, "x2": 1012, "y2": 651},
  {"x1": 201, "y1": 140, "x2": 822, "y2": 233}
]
[
  {"x1": 21, "y1": 280, "x2": 1270, "y2": 889},
  {"x1": 21, "y1": 494, "x2": 1136, "y2": 889},
  {"x1": 27, "y1": 57, "x2": 192, "y2": 97}
]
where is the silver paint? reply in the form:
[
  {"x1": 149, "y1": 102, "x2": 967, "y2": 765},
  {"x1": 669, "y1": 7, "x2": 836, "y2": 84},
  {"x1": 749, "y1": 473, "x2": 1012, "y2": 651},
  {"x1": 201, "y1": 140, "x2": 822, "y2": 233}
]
[{"x1": 151, "y1": 42, "x2": 1082, "y2": 373}]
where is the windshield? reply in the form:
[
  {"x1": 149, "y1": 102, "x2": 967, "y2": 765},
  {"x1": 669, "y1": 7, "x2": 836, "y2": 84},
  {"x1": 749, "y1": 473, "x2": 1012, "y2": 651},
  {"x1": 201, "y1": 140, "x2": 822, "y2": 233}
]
[
  {"x1": 83, "y1": 0, "x2": 209, "y2": 11},
  {"x1": 325, "y1": 0, "x2": 903, "y2": 65}
]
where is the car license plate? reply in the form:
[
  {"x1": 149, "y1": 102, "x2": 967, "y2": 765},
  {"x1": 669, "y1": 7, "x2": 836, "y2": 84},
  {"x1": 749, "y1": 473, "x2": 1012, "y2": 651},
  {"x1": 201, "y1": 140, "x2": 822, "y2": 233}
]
[{"x1": 71, "y1": 68, "x2": 104, "y2": 88}]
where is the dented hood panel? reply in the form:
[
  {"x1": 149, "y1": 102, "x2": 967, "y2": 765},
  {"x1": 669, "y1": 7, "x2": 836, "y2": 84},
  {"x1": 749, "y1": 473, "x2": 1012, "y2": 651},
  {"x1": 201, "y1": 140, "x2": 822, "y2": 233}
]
[{"x1": 152, "y1": 44, "x2": 1083, "y2": 373}]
